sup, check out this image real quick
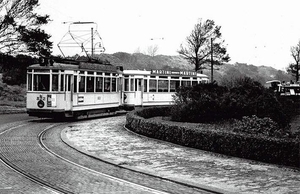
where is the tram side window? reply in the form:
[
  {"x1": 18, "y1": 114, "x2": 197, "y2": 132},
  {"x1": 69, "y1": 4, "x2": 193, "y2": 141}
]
[
  {"x1": 130, "y1": 78, "x2": 134, "y2": 91},
  {"x1": 96, "y1": 77, "x2": 103, "y2": 92},
  {"x1": 124, "y1": 78, "x2": 129, "y2": 91},
  {"x1": 79, "y1": 76, "x2": 85, "y2": 92},
  {"x1": 74, "y1": 76, "x2": 77, "y2": 93},
  {"x1": 181, "y1": 80, "x2": 190, "y2": 87},
  {"x1": 27, "y1": 74, "x2": 32, "y2": 91},
  {"x1": 144, "y1": 79, "x2": 148, "y2": 92},
  {"x1": 158, "y1": 80, "x2": 168, "y2": 92},
  {"x1": 87, "y1": 76, "x2": 94, "y2": 92},
  {"x1": 192, "y1": 81, "x2": 198, "y2": 86},
  {"x1": 66, "y1": 75, "x2": 71, "y2": 92},
  {"x1": 111, "y1": 78, "x2": 116, "y2": 92},
  {"x1": 135, "y1": 79, "x2": 142, "y2": 91},
  {"x1": 52, "y1": 74, "x2": 58, "y2": 91},
  {"x1": 170, "y1": 80, "x2": 179, "y2": 92},
  {"x1": 149, "y1": 79, "x2": 157, "y2": 92},
  {"x1": 60, "y1": 75, "x2": 64, "y2": 91},
  {"x1": 33, "y1": 74, "x2": 50, "y2": 91},
  {"x1": 104, "y1": 77, "x2": 111, "y2": 92}
]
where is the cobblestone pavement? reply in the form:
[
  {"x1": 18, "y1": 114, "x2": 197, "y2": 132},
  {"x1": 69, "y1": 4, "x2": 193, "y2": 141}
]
[
  {"x1": 44, "y1": 120, "x2": 220, "y2": 194},
  {"x1": 0, "y1": 118, "x2": 57, "y2": 194},
  {"x1": 63, "y1": 115, "x2": 300, "y2": 194},
  {"x1": 0, "y1": 116, "x2": 216, "y2": 194},
  {"x1": 0, "y1": 121, "x2": 173, "y2": 194}
]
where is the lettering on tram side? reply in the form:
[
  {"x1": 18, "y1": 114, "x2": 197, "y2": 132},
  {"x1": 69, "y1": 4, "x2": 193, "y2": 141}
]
[
  {"x1": 46, "y1": 94, "x2": 57, "y2": 107},
  {"x1": 151, "y1": 69, "x2": 197, "y2": 76},
  {"x1": 47, "y1": 95, "x2": 52, "y2": 107}
]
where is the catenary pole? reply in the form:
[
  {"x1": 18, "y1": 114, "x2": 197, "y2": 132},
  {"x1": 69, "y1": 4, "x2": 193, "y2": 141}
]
[{"x1": 211, "y1": 38, "x2": 213, "y2": 83}]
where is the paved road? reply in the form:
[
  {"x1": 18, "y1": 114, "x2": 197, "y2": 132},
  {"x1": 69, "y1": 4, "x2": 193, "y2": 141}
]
[
  {"x1": 0, "y1": 114, "x2": 55, "y2": 193},
  {"x1": 63, "y1": 115, "x2": 300, "y2": 194},
  {"x1": 0, "y1": 114, "x2": 217, "y2": 193},
  {"x1": 0, "y1": 113, "x2": 33, "y2": 124}
]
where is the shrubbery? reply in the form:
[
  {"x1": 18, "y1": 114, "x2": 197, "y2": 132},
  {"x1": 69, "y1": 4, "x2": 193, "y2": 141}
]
[
  {"x1": 126, "y1": 108, "x2": 300, "y2": 168},
  {"x1": 0, "y1": 77, "x2": 26, "y2": 107},
  {"x1": 171, "y1": 77, "x2": 297, "y2": 129},
  {"x1": 232, "y1": 115, "x2": 290, "y2": 138}
]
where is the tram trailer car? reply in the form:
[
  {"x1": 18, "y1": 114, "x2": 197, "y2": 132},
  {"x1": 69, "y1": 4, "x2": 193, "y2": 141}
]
[
  {"x1": 26, "y1": 60, "x2": 123, "y2": 118},
  {"x1": 122, "y1": 69, "x2": 209, "y2": 109}
]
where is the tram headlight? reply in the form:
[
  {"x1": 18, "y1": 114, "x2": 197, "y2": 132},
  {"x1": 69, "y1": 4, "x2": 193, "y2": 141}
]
[{"x1": 37, "y1": 100, "x2": 45, "y2": 108}]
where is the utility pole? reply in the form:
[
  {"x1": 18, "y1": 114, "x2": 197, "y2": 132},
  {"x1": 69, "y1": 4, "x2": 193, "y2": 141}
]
[
  {"x1": 91, "y1": 27, "x2": 94, "y2": 58},
  {"x1": 211, "y1": 38, "x2": 214, "y2": 83}
]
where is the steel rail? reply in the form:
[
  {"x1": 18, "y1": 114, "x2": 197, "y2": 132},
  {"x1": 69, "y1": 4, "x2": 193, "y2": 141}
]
[
  {"x1": 0, "y1": 122, "x2": 69, "y2": 194},
  {"x1": 39, "y1": 124, "x2": 170, "y2": 194}
]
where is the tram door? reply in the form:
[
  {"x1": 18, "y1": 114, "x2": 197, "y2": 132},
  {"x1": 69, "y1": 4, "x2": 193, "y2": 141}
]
[
  {"x1": 135, "y1": 78, "x2": 143, "y2": 106},
  {"x1": 64, "y1": 74, "x2": 73, "y2": 110}
]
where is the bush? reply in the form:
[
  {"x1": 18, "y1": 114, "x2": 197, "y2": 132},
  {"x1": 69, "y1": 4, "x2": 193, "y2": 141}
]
[
  {"x1": 171, "y1": 82, "x2": 227, "y2": 122},
  {"x1": 232, "y1": 115, "x2": 291, "y2": 138},
  {"x1": 0, "y1": 83, "x2": 26, "y2": 101},
  {"x1": 171, "y1": 77, "x2": 297, "y2": 128}
]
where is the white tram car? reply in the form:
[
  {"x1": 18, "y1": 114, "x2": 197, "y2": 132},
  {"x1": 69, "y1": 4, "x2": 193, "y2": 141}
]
[
  {"x1": 26, "y1": 60, "x2": 122, "y2": 118},
  {"x1": 122, "y1": 69, "x2": 209, "y2": 108},
  {"x1": 26, "y1": 60, "x2": 209, "y2": 118}
]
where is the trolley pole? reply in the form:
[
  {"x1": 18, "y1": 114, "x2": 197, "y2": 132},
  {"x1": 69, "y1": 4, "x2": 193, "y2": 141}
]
[{"x1": 211, "y1": 38, "x2": 214, "y2": 83}]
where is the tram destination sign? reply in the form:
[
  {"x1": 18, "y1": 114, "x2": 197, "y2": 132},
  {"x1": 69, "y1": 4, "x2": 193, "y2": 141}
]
[{"x1": 151, "y1": 69, "x2": 197, "y2": 76}]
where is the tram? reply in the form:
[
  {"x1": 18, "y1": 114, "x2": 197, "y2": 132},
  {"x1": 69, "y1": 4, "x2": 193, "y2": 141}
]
[
  {"x1": 26, "y1": 59, "x2": 123, "y2": 118},
  {"x1": 122, "y1": 69, "x2": 209, "y2": 108}
]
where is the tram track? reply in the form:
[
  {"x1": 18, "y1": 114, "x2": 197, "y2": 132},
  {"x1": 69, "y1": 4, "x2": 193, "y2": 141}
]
[
  {"x1": 0, "y1": 121, "x2": 64, "y2": 194},
  {"x1": 0, "y1": 117, "x2": 224, "y2": 194},
  {"x1": 38, "y1": 124, "x2": 169, "y2": 194}
]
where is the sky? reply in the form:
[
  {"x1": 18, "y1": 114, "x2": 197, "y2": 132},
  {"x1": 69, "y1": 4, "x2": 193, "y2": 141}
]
[{"x1": 37, "y1": 0, "x2": 300, "y2": 70}]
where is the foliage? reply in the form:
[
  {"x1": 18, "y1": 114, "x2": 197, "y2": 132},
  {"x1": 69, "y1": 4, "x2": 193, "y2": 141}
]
[
  {"x1": 231, "y1": 115, "x2": 289, "y2": 138},
  {"x1": 171, "y1": 77, "x2": 296, "y2": 128},
  {"x1": 0, "y1": 0, "x2": 52, "y2": 56},
  {"x1": 178, "y1": 19, "x2": 230, "y2": 72},
  {"x1": 1, "y1": 54, "x2": 37, "y2": 85},
  {"x1": 171, "y1": 82, "x2": 227, "y2": 122},
  {"x1": 0, "y1": 79, "x2": 26, "y2": 103},
  {"x1": 287, "y1": 40, "x2": 300, "y2": 81}
]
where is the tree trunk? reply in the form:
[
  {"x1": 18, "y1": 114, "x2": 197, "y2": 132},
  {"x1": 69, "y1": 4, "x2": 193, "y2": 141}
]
[{"x1": 297, "y1": 62, "x2": 299, "y2": 82}]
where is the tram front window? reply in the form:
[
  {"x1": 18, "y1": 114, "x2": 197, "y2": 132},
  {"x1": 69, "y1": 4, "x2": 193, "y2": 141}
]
[{"x1": 33, "y1": 74, "x2": 50, "y2": 91}]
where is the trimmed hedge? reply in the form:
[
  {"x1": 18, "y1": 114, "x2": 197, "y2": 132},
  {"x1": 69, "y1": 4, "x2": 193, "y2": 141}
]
[{"x1": 126, "y1": 107, "x2": 300, "y2": 168}]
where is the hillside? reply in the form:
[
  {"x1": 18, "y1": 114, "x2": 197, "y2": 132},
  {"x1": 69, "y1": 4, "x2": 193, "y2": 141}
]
[
  {"x1": 96, "y1": 52, "x2": 292, "y2": 84},
  {"x1": 98, "y1": 52, "x2": 194, "y2": 71}
]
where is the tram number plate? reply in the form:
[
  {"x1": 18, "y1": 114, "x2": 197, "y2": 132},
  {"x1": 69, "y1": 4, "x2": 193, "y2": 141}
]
[{"x1": 78, "y1": 96, "x2": 84, "y2": 103}]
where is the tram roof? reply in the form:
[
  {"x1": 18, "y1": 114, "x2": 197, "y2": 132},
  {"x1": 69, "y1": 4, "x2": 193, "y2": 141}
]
[
  {"x1": 123, "y1": 69, "x2": 209, "y2": 78},
  {"x1": 27, "y1": 61, "x2": 119, "y2": 73}
]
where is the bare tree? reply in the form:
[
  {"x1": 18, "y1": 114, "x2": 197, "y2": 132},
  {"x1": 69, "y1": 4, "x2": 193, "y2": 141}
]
[
  {"x1": 147, "y1": 45, "x2": 159, "y2": 57},
  {"x1": 178, "y1": 19, "x2": 230, "y2": 72},
  {"x1": 287, "y1": 40, "x2": 300, "y2": 81},
  {"x1": 134, "y1": 47, "x2": 142, "y2": 54},
  {"x1": 0, "y1": 0, "x2": 52, "y2": 56}
]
